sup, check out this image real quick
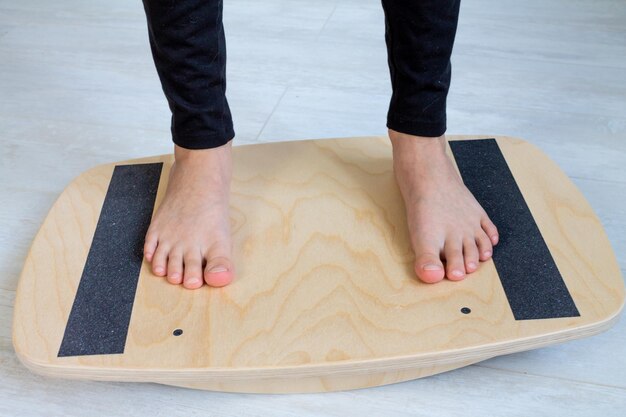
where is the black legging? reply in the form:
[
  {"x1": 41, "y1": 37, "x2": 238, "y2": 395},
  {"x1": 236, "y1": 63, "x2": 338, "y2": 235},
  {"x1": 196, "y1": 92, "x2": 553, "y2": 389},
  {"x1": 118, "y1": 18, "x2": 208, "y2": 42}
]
[{"x1": 141, "y1": 0, "x2": 461, "y2": 149}]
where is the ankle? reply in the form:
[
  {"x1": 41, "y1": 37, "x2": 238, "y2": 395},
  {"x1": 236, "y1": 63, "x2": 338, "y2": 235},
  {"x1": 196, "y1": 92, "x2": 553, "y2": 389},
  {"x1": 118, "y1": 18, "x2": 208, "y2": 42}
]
[
  {"x1": 389, "y1": 127, "x2": 445, "y2": 146},
  {"x1": 174, "y1": 142, "x2": 232, "y2": 164},
  {"x1": 389, "y1": 129, "x2": 447, "y2": 161}
]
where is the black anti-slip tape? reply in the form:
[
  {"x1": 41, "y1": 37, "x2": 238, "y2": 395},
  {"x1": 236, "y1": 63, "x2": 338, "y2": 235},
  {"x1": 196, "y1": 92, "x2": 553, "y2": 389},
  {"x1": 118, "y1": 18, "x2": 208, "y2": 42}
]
[
  {"x1": 449, "y1": 139, "x2": 580, "y2": 320},
  {"x1": 58, "y1": 162, "x2": 163, "y2": 357}
]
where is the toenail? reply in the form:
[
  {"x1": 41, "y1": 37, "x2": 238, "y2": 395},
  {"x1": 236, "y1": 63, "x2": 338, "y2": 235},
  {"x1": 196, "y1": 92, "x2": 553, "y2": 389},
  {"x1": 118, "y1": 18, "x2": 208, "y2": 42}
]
[
  {"x1": 484, "y1": 250, "x2": 492, "y2": 257},
  {"x1": 423, "y1": 263, "x2": 442, "y2": 271},
  {"x1": 208, "y1": 265, "x2": 228, "y2": 273},
  {"x1": 468, "y1": 262, "x2": 477, "y2": 270},
  {"x1": 452, "y1": 270, "x2": 464, "y2": 277},
  {"x1": 492, "y1": 235, "x2": 499, "y2": 244},
  {"x1": 154, "y1": 267, "x2": 164, "y2": 274},
  {"x1": 187, "y1": 277, "x2": 200, "y2": 285}
]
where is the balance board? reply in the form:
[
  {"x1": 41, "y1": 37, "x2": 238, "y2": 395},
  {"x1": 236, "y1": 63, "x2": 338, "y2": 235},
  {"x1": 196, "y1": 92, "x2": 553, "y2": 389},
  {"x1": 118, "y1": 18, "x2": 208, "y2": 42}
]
[{"x1": 12, "y1": 135, "x2": 625, "y2": 394}]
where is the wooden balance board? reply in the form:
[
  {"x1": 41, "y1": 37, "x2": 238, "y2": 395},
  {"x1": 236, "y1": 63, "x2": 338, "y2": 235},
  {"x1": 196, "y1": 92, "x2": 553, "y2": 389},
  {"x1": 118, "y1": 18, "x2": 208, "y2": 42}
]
[{"x1": 12, "y1": 135, "x2": 625, "y2": 394}]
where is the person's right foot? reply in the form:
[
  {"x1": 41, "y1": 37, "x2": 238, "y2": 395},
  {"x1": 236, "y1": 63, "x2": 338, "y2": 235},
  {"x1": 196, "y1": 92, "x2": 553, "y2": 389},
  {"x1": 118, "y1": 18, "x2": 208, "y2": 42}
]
[{"x1": 143, "y1": 141, "x2": 235, "y2": 289}]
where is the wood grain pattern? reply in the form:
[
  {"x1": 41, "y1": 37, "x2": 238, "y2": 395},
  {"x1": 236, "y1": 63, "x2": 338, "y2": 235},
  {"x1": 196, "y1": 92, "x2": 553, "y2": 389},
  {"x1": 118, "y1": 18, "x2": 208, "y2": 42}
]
[{"x1": 11, "y1": 135, "x2": 624, "y2": 393}]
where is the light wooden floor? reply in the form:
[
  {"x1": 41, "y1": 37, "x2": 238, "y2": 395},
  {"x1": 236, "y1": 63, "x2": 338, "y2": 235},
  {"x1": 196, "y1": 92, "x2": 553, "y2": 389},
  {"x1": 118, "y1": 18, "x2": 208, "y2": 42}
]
[{"x1": 1, "y1": 0, "x2": 625, "y2": 415}]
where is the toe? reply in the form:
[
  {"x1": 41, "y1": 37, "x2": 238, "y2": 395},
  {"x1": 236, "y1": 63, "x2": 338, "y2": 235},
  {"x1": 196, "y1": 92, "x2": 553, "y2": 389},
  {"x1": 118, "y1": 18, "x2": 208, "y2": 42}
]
[
  {"x1": 143, "y1": 230, "x2": 158, "y2": 262},
  {"x1": 166, "y1": 248, "x2": 183, "y2": 285},
  {"x1": 413, "y1": 239, "x2": 445, "y2": 283},
  {"x1": 476, "y1": 230, "x2": 493, "y2": 261},
  {"x1": 463, "y1": 237, "x2": 480, "y2": 274},
  {"x1": 204, "y1": 255, "x2": 234, "y2": 287},
  {"x1": 481, "y1": 215, "x2": 499, "y2": 245},
  {"x1": 183, "y1": 252, "x2": 204, "y2": 290},
  {"x1": 444, "y1": 239, "x2": 466, "y2": 281},
  {"x1": 151, "y1": 243, "x2": 169, "y2": 276}
]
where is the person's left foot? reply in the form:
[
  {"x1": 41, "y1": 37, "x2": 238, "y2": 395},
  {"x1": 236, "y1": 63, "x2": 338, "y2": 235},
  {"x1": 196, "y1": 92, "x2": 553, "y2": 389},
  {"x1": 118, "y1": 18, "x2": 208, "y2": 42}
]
[{"x1": 388, "y1": 128, "x2": 499, "y2": 283}]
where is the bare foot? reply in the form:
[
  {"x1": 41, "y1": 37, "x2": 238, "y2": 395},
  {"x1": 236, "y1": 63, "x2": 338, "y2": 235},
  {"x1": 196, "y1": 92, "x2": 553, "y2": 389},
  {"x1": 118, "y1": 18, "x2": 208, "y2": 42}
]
[
  {"x1": 143, "y1": 141, "x2": 235, "y2": 289},
  {"x1": 388, "y1": 128, "x2": 499, "y2": 283}
]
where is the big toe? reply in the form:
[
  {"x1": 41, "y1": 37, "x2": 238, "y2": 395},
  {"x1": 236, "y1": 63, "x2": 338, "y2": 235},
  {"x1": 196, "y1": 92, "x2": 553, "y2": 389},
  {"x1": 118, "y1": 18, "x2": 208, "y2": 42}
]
[
  {"x1": 414, "y1": 252, "x2": 445, "y2": 284},
  {"x1": 204, "y1": 255, "x2": 234, "y2": 287}
]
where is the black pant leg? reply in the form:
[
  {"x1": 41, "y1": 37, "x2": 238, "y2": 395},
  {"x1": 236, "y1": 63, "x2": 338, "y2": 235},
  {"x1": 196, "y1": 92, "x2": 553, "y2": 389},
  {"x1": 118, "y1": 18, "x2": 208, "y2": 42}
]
[
  {"x1": 381, "y1": 0, "x2": 461, "y2": 138},
  {"x1": 141, "y1": 0, "x2": 234, "y2": 149}
]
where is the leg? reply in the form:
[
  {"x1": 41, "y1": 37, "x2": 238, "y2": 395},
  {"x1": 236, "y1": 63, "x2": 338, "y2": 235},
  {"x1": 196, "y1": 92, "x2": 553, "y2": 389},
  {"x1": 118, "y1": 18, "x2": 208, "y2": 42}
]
[
  {"x1": 141, "y1": 0, "x2": 235, "y2": 288},
  {"x1": 380, "y1": 0, "x2": 499, "y2": 283},
  {"x1": 142, "y1": 0, "x2": 234, "y2": 148}
]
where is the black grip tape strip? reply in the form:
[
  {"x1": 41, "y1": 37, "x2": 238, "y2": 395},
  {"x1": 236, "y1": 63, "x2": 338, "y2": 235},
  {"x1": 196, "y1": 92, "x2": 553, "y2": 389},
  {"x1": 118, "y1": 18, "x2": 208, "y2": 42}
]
[
  {"x1": 449, "y1": 139, "x2": 579, "y2": 320},
  {"x1": 58, "y1": 162, "x2": 163, "y2": 357}
]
